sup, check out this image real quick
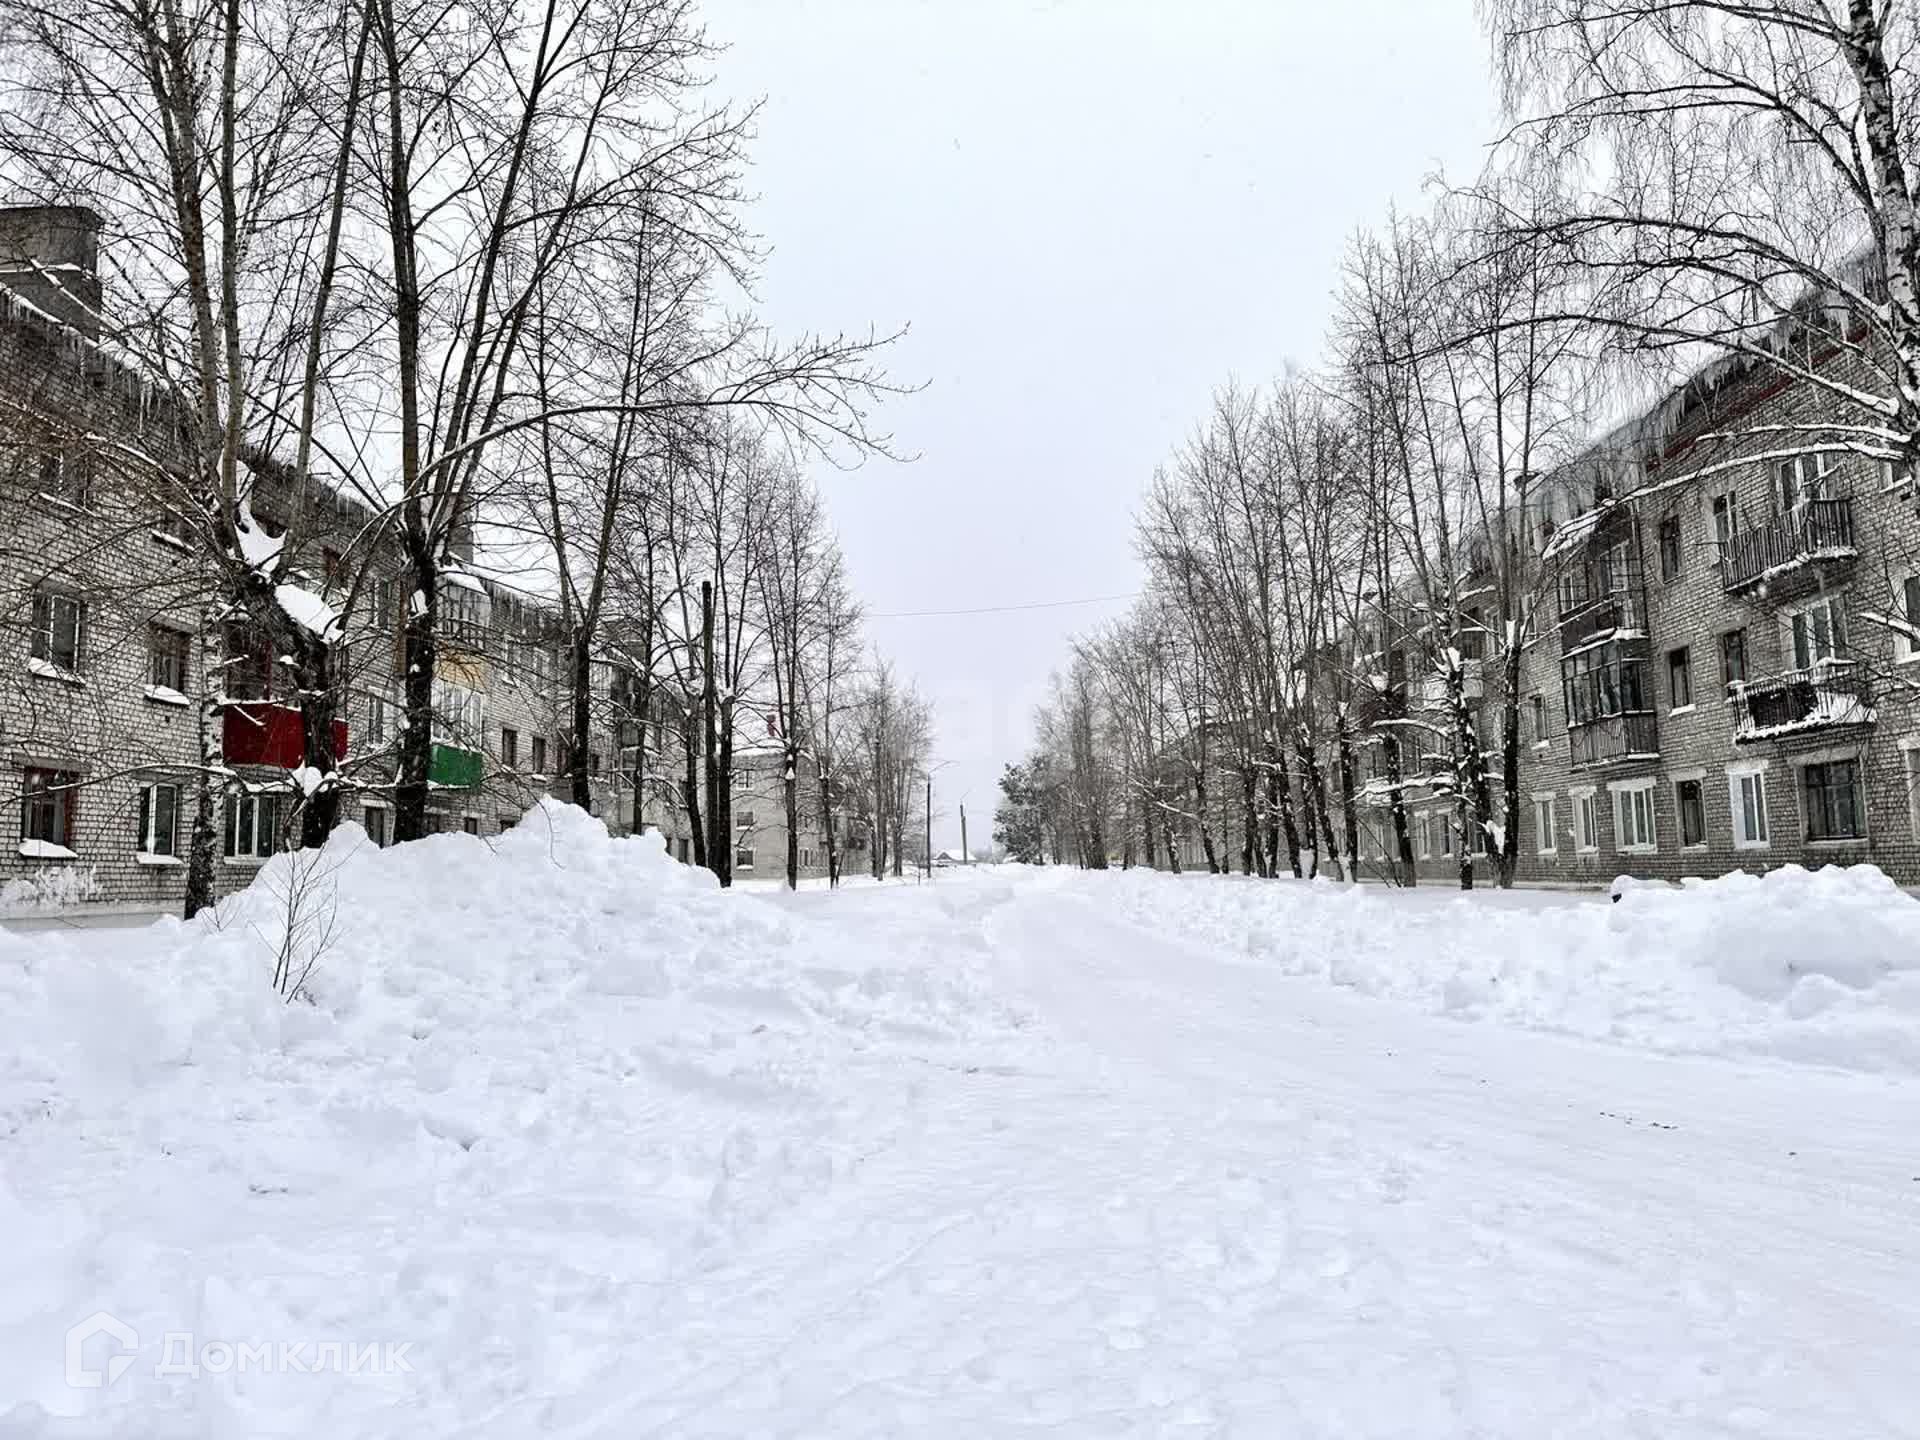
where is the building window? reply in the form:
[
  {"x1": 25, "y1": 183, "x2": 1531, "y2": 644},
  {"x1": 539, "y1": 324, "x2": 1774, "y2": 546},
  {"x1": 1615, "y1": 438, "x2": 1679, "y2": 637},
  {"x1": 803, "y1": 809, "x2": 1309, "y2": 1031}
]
[
  {"x1": 1667, "y1": 646, "x2": 1692, "y2": 710},
  {"x1": 531, "y1": 736, "x2": 548, "y2": 775},
  {"x1": 1574, "y1": 791, "x2": 1598, "y2": 852},
  {"x1": 501, "y1": 727, "x2": 519, "y2": 768},
  {"x1": 368, "y1": 693, "x2": 388, "y2": 745},
  {"x1": 1675, "y1": 779, "x2": 1705, "y2": 849},
  {"x1": 1729, "y1": 767, "x2": 1770, "y2": 849},
  {"x1": 1534, "y1": 794, "x2": 1556, "y2": 855},
  {"x1": 1905, "y1": 749, "x2": 1920, "y2": 839},
  {"x1": 223, "y1": 621, "x2": 273, "y2": 700},
  {"x1": 223, "y1": 793, "x2": 281, "y2": 860},
  {"x1": 1529, "y1": 694, "x2": 1547, "y2": 744},
  {"x1": 737, "y1": 808, "x2": 756, "y2": 830},
  {"x1": 677, "y1": 836, "x2": 690, "y2": 864},
  {"x1": 497, "y1": 814, "x2": 517, "y2": 833},
  {"x1": 1720, "y1": 628, "x2": 1748, "y2": 692},
  {"x1": 1711, "y1": 491, "x2": 1739, "y2": 552},
  {"x1": 1789, "y1": 595, "x2": 1848, "y2": 669},
  {"x1": 462, "y1": 815, "x2": 480, "y2": 835},
  {"x1": 590, "y1": 751, "x2": 601, "y2": 776},
  {"x1": 1613, "y1": 782, "x2": 1656, "y2": 852},
  {"x1": 364, "y1": 803, "x2": 389, "y2": 847},
  {"x1": 735, "y1": 844, "x2": 754, "y2": 871},
  {"x1": 30, "y1": 589, "x2": 85, "y2": 674},
  {"x1": 1802, "y1": 759, "x2": 1864, "y2": 842},
  {"x1": 136, "y1": 782, "x2": 180, "y2": 857},
  {"x1": 1902, "y1": 574, "x2": 1920, "y2": 662},
  {"x1": 1658, "y1": 515, "x2": 1682, "y2": 581},
  {"x1": 36, "y1": 449, "x2": 92, "y2": 507},
  {"x1": 1437, "y1": 813, "x2": 1453, "y2": 857},
  {"x1": 21, "y1": 768, "x2": 79, "y2": 851},
  {"x1": 147, "y1": 625, "x2": 190, "y2": 693},
  {"x1": 1776, "y1": 453, "x2": 1829, "y2": 511}
]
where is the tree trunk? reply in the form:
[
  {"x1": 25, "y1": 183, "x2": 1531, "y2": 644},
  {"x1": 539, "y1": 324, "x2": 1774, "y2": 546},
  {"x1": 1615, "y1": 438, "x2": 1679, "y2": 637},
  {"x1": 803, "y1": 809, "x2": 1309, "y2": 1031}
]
[
  {"x1": 1383, "y1": 729, "x2": 1415, "y2": 887},
  {"x1": 681, "y1": 712, "x2": 706, "y2": 870},
  {"x1": 783, "y1": 739, "x2": 799, "y2": 890},
  {"x1": 569, "y1": 630, "x2": 592, "y2": 811},
  {"x1": 1193, "y1": 771, "x2": 1219, "y2": 873},
  {"x1": 1240, "y1": 766, "x2": 1258, "y2": 876},
  {"x1": 394, "y1": 552, "x2": 437, "y2": 841},
  {"x1": 295, "y1": 630, "x2": 340, "y2": 848},
  {"x1": 700, "y1": 581, "x2": 722, "y2": 882},
  {"x1": 1336, "y1": 711, "x2": 1361, "y2": 884},
  {"x1": 183, "y1": 602, "x2": 221, "y2": 918},
  {"x1": 1496, "y1": 643, "x2": 1523, "y2": 888}
]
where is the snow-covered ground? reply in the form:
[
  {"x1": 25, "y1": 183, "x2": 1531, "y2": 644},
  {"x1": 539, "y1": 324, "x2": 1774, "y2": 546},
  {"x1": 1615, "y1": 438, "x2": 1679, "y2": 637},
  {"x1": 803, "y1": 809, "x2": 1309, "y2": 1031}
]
[{"x1": 2, "y1": 811, "x2": 1917, "y2": 1436}]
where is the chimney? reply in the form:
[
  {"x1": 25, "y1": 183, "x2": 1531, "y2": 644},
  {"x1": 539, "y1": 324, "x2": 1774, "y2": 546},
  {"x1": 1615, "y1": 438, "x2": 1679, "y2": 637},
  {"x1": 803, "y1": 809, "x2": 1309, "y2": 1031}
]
[{"x1": 0, "y1": 205, "x2": 104, "y2": 340}]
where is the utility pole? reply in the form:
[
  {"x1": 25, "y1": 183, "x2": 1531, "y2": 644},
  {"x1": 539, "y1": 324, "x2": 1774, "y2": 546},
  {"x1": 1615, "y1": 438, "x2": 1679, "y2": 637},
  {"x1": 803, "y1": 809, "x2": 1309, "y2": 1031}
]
[
  {"x1": 959, "y1": 802, "x2": 969, "y2": 865},
  {"x1": 925, "y1": 772, "x2": 933, "y2": 882}
]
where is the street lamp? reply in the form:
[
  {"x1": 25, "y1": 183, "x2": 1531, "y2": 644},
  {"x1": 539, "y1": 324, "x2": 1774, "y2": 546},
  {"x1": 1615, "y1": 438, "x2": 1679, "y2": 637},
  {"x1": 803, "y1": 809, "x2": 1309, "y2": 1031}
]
[{"x1": 921, "y1": 759, "x2": 954, "y2": 882}]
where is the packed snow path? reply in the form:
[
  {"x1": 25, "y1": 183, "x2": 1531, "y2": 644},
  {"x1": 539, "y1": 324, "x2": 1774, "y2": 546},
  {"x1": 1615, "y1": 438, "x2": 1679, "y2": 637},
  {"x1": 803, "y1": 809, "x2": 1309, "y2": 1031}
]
[
  {"x1": 635, "y1": 874, "x2": 1920, "y2": 1438},
  {"x1": 3, "y1": 820, "x2": 1917, "y2": 1437}
]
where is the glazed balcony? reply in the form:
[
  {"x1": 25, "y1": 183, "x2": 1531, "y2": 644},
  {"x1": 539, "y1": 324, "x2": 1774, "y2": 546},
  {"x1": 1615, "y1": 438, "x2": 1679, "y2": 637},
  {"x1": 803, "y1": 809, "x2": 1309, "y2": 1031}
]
[
  {"x1": 1722, "y1": 498, "x2": 1855, "y2": 594},
  {"x1": 222, "y1": 702, "x2": 348, "y2": 769},
  {"x1": 1730, "y1": 663, "x2": 1873, "y2": 744},
  {"x1": 1557, "y1": 592, "x2": 1645, "y2": 654},
  {"x1": 1567, "y1": 712, "x2": 1659, "y2": 768}
]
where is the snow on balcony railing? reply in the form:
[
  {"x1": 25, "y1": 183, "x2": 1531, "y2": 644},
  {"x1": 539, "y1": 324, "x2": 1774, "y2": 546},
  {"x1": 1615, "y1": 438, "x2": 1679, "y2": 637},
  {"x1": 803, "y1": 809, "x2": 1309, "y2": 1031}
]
[
  {"x1": 1730, "y1": 662, "x2": 1873, "y2": 743},
  {"x1": 1722, "y1": 498, "x2": 1855, "y2": 592}
]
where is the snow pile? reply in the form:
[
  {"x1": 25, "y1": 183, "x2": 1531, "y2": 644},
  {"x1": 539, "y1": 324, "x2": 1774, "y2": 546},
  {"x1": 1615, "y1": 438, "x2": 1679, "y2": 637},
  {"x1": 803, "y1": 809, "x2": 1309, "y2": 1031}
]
[
  {"x1": 1095, "y1": 863, "x2": 1920, "y2": 1073},
  {"x1": 0, "y1": 803, "x2": 1020, "y2": 1433}
]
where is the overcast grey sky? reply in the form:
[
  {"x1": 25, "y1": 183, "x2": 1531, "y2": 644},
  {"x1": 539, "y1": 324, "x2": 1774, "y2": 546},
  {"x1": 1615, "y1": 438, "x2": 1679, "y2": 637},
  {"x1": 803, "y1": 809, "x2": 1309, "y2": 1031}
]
[{"x1": 704, "y1": 0, "x2": 1498, "y2": 853}]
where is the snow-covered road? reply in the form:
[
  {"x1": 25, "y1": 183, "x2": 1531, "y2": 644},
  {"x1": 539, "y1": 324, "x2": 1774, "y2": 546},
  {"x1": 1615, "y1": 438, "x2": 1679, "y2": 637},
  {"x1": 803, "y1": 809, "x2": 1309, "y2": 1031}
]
[
  {"x1": 4, "y1": 824, "x2": 1917, "y2": 1437},
  {"x1": 601, "y1": 871, "x2": 1920, "y2": 1437}
]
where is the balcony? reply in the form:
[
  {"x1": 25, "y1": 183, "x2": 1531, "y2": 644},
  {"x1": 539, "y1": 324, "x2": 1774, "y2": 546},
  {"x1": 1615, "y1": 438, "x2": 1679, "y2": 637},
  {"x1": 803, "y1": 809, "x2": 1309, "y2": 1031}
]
[
  {"x1": 1567, "y1": 712, "x2": 1659, "y2": 768},
  {"x1": 223, "y1": 702, "x2": 349, "y2": 769},
  {"x1": 428, "y1": 742, "x2": 485, "y2": 788},
  {"x1": 1417, "y1": 659, "x2": 1484, "y2": 707},
  {"x1": 1722, "y1": 498, "x2": 1855, "y2": 593},
  {"x1": 1557, "y1": 593, "x2": 1644, "y2": 654},
  {"x1": 1731, "y1": 664, "x2": 1873, "y2": 743}
]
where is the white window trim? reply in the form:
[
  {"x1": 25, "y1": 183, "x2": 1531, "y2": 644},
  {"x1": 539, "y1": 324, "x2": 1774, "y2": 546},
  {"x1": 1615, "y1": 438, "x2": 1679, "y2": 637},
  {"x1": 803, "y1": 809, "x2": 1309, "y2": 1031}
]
[
  {"x1": 1726, "y1": 760, "x2": 1772, "y2": 851},
  {"x1": 1897, "y1": 570, "x2": 1920, "y2": 665},
  {"x1": 1533, "y1": 792, "x2": 1557, "y2": 856},
  {"x1": 1671, "y1": 774, "x2": 1709, "y2": 851},
  {"x1": 136, "y1": 781, "x2": 181, "y2": 859},
  {"x1": 1609, "y1": 777, "x2": 1659, "y2": 854},
  {"x1": 1570, "y1": 786, "x2": 1599, "y2": 854}
]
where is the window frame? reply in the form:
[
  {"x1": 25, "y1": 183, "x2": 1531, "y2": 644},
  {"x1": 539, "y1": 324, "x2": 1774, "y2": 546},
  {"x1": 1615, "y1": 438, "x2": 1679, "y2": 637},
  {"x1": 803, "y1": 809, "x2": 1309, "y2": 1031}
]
[
  {"x1": 148, "y1": 623, "x2": 191, "y2": 694},
  {"x1": 1787, "y1": 593, "x2": 1849, "y2": 670},
  {"x1": 1572, "y1": 789, "x2": 1599, "y2": 853},
  {"x1": 1611, "y1": 779, "x2": 1658, "y2": 854},
  {"x1": 363, "y1": 802, "x2": 389, "y2": 848},
  {"x1": 1720, "y1": 627, "x2": 1748, "y2": 693},
  {"x1": 29, "y1": 588, "x2": 86, "y2": 677},
  {"x1": 1801, "y1": 758, "x2": 1866, "y2": 843},
  {"x1": 135, "y1": 781, "x2": 181, "y2": 858},
  {"x1": 1533, "y1": 793, "x2": 1557, "y2": 856},
  {"x1": 1675, "y1": 777, "x2": 1706, "y2": 849},
  {"x1": 1658, "y1": 515, "x2": 1682, "y2": 581},
  {"x1": 20, "y1": 767, "x2": 79, "y2": 851},
  {"x1": 223, "y1": 791, "x2": 282, "y2": 862},
  {"x1": 1727, "y1": 764, "x2": 1771, "y2": 850},
  {"x1": 1667, "y1": 645, "x2": 1693, "y2": 711}
]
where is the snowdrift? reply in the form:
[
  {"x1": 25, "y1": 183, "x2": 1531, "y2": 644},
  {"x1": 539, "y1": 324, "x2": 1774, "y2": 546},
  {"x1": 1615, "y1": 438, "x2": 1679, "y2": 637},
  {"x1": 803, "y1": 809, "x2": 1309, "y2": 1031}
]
[
  {"x1": 1095, "y1": 863, "x2": 1920, "y2": 1074},
  {"x1": 0, "y1": 803, "x2": 1019, "y2": 1433}
]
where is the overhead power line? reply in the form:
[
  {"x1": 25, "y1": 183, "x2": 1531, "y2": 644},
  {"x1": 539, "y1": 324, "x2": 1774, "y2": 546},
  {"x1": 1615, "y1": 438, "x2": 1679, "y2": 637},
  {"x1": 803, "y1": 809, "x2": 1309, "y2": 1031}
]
[{"x1": 868, "y1": 591, "x2": 1140, "y2": 620}]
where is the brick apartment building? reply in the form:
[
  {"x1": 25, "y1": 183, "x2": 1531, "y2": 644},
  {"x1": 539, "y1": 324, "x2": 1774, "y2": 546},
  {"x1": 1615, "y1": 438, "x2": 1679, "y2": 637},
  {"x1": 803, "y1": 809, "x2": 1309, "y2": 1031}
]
[
  {"x1": 0, "y1": 204, "x2": 829, "y2": 912},
  {"x1": 1379, "y1": 343, "x2": 1920, "y2": 887}
]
